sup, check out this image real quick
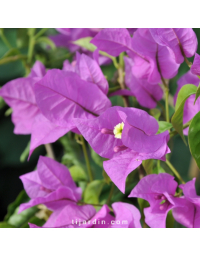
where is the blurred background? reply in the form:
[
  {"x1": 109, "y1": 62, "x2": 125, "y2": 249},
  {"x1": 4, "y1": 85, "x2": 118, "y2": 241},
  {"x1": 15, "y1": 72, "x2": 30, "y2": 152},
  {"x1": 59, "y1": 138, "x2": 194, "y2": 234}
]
[{"x1": 0, "y1": 28, "x2": 200, "y2": 222}]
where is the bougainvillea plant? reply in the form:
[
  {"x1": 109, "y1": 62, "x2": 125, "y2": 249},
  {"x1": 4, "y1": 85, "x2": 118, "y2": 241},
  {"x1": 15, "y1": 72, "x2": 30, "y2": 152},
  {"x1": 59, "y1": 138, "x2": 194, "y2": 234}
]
[{"x1": 0, "y1": 28, "x2": 200, "y2": 228}]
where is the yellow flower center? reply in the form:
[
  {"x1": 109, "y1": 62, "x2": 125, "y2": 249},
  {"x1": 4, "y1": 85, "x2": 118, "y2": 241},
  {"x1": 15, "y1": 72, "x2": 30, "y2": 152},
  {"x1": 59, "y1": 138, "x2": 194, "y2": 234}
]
[{"x1": 113, "y1": 122, "x2": 124, "y2": 139}]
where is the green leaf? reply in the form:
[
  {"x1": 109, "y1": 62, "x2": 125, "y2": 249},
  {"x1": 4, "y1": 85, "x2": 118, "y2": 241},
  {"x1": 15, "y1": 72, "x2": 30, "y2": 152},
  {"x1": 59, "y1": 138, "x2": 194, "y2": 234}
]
[
  {"x1": 171, "y1": 84, "x2": 197, "y2": 143},
  {"x1": 188, "y1": 111, "x2": 200, "y2": 169},
  {"x1": 36, "y1": 36, "x2": 56, "y2": 50},
  {"x1": 166, "y1": 210, "x2": 174, "y2": 228},
  {"x1": 60, "y1": 134, "x2": 83, "y2": 167},
  {"x1": 142, "y1": 159, "x2": 154, "y2": 174},
  {"x1": 8, "y1": 206, "x2": 38, "y2": 228},
  {"x1": 73, "y1": 37, "x2": 117, "y2": 65},
  {"x1": 152, "y1": 165, "x2": 166, "y2": 174},
  {"x1": 4, "y1": 190, "x2": 29, "y2": 221},
  {"x1": 175, "y1": 84, "x2": 197, "y2": 111},
  {"x1": 4, "y1": 107, "x2": 13, "y2": 116},
  {"x1": 137, "y1": 198, "x2": 149, "y2": 227},
  {"x1": 83, "y1": 180, "x2": 105, "y2": 204},
  {"x1": 0, "y1": 222, "x2": 16, "y2": 228},
  {"x1": 20, "y1": 141, "x2": 30, "y2": 162},
  {"x1": 90, "y1": 147, "x2": 105, "y2": 167},
  {"x1": 150, "y1": 108, "x2": 161, "y2": 121},
  {"x1": 1, "y1": 48, "x2": 20, "y2": 59},
  {"x1": 73, "y1": 37, "x2": 96, "y2": 52},
  {"x1": 22, "y1": 216, "x2": 45, "y2": 228},
  {"x1": 69, "y1": 165, "x2": 87, "y2": 182},
  {"x1": 0, "y1": 96, "x2": 5, "y2": 109},
  {"x1": 157, "y1": 121, "x2": 173, "y2": 134},
  {"x1": 194, "y1": 83, "x2": 200, "y2": 104}
]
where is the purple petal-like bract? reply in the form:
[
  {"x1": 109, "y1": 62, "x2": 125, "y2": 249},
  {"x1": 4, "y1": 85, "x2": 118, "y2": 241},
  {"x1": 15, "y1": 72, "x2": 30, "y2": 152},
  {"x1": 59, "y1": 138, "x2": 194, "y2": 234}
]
[
  {"x1": 124, "y1": 56, "x2": 163, "y2": 109},
  {"x1": 91, "y1": 28, "x2": 132, "y2": 57},
  {"x1": 149, "y1": 28, "x2": 198, "y2": 63},
  {"x1": 34, "y1": 69, "x2": 111, "y2": 127},
  {"x1": 131, "y1": 29, "x2": 180, "y2": 84},
  {"x1": 75, "y1": 53, "x2": 109, "y2": 94},
  {"x1": 172, "y1": 178, "x2": 200, "y2": 228},
  {"x1": 75, "y1": 106, "x2": 170, "y2": 192},
  {"x1": 30, "y1": 60, "x2": 46, "y2": 78},
  {"x1": 50, "y1": 28, "x2": 100, "y2": 52},
  {"x1": 191, "y1": 53, "x2": 200, "y2": 76},
  {"x1": 0, "y1": 77, "x2": 40, "y2": 134},
  {"x1": 111, "y1": 202, "x2": 141, "y2": 228},
  {"x1": 29, "y1": 202, "x2": 141, "y2": 228},
  {"x1": 19, "y1": 156, "x2": 82, "y2": 213},
  {"x1": 129, "y1": 173, "x2": 184, "y2": 228},
  {"x1": 29, "y1": 114, "x2": 74, "y2": 157},
  {"x1": 0, "y1": 60, "x2": 47, "y2": 135}
]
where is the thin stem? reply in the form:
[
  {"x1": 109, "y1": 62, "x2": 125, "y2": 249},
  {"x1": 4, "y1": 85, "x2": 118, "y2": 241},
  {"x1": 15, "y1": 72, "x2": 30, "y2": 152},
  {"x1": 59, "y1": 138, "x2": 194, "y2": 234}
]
[
  {"x1": 106, "y1": 183, "x2": 115, "y2": 205},
  {"x1": 27, "y1": 29, "x2": 36, "y2": 64},
  {"x1": 119, "y1": 52, "x2": 125, "y2": 68},
  {"x1": 108, "y1": 85, "x2": 121, "y2": 93},
  {"x1": 138, "y1": 165, "x2": 146, "y2": 180},
  {"x1": 0, "y1": 55, "x2": 27, "y2": 65},
  {"x1": 34, "y1": 28, "x2": 49, "y2": 40},
  {"x1": 79, "y1": 135, "x2": 94, "y2": 182},
  {"x1": 0, "y1": 30, "x2": 12, "y2": 49},
  {"x1": 161, "y1": 77, "x2": 170, "y2": 123},
  {"x1": 184, "y1": 56, "x2": 192, "y2": 68},
  {"x1": 118, "y1": 66, "x2": 129, "y2": 107},
  {"x1": 45, "y1": 144, "x2": 55, "y2": 159},
  {"x1": 166, "y1": 159, "x2": 185, "y2": 184},
  {"x1": 165, "y1": 86, "x2": 170, "y2": 122}
]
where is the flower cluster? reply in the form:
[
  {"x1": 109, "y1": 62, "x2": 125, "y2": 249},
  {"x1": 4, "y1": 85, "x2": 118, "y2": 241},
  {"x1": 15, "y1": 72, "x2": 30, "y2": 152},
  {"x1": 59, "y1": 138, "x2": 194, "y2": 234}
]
[{"x1": 1, "y1": 28, "x2": 200, "y2": 228}]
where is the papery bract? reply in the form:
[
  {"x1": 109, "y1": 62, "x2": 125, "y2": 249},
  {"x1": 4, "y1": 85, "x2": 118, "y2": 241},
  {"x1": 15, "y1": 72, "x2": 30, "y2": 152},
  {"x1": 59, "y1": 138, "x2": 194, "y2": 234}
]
[
  {"x1": 29, "y1": 202, "x2": 141, "y2": 228},
  {"x1": 50, "y1": 28, "x2": 100, "y2": 52},
  {"x1": 191, "y1": 53, "x2": 200, "y2": 76},
  {"x1": 75, "y1": 53, "x2": 109, "y2": 94},
  {"x1": 131, "y1": 28, "x2": 180, "y2": 84},
  {"x1": 19, "y1": 156, "x2": 82, "y2": 213},
  {"x1": 29, "y1": 114, "x2": 75, "y2": 157},
  {"x1": 124, "y1": 56, "x2": 163, "y2": 108},
  {"x1": 172, "y1": 178, "x2": 200, "y2": 228},
  {"x1": 0, "y1": 61, "x2": 44, "y2": 134},
  {"x1": 129, "y1": 173, "x2": 184, "y2": 228},
  {"x1": 91, "y1": 28, "x2": 133, "y2": 57},
  {"x1": 149, "y1": 28, "x2": 198, "y2": 63},
  {"x1": 74, "y1": 106, "x2": 170, "y2": 192},
  {"x1": 34, "y1": 69, "x2": 111, "y2": 127}
]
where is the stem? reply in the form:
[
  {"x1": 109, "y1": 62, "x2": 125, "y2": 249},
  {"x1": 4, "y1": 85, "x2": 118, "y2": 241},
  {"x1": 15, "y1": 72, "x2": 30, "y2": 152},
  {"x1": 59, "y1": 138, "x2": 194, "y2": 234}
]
[
  {"x1": 118, "y1": 66, "x2": 129, "y2": 107},
  {"x1": 27, "y1": 29, "x2": 36, "y2": 64},
  {"x1": 34, "y1": 28, "x2": 49, "y2": 40},
  {"x1": 165, "y1": 87, "x2": 170, "y2": 122},
  {"x1": 0, "y1": 30, "x2": 12, "y2": 49},
  {"x1": 138, "y1": 165, "x2": 146, "y2": 180},
  {"x1": 166, "y1": 159, "x2": 185, "y2": 184},
  {"x1": 106, "y1": 183, "x2": 115, "y2": 205},
  {"x1": 108, "y1": 85, "x2": 121, "y2": 93},
  {"x1": 80, "y1": 135, "x2": 94, "y2": 182},
  {"x1": 119, "y1": 52, "x2": 125, "y2": 68},
  {"x1": 0, "y1": 55, "x2": 27, "y2": 65},
  {"x1": 184, "y1": 56, "x2": 192, "y2": 68},
  {"x1": 45, "y1": 144, "x2": 55, "y2": 159},
  {"x1": 162, "y1": 77, "x2": 170, "y2": 123}
]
